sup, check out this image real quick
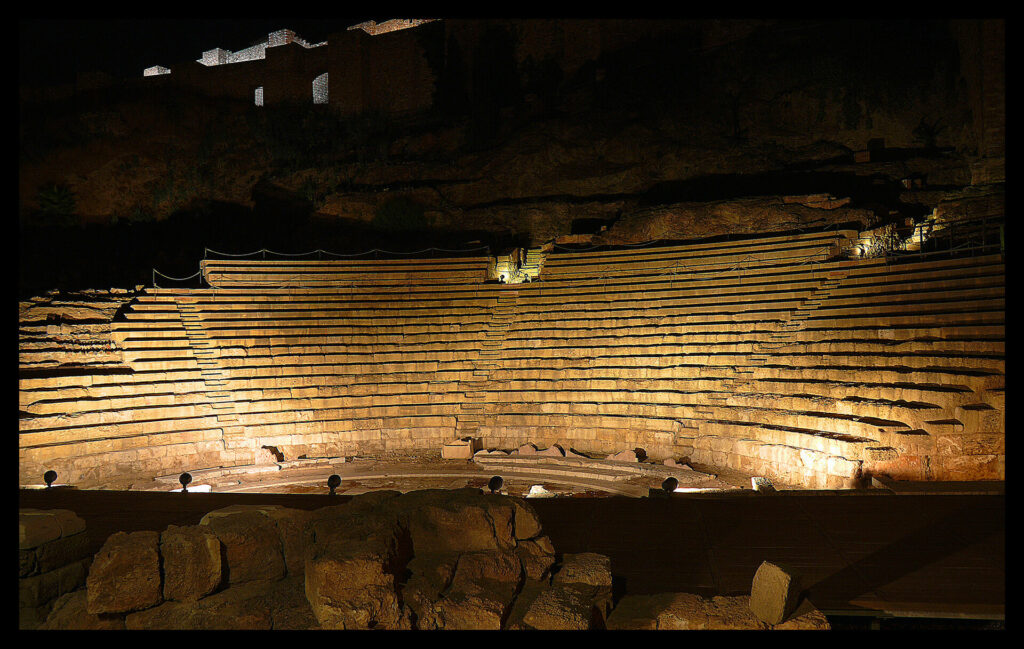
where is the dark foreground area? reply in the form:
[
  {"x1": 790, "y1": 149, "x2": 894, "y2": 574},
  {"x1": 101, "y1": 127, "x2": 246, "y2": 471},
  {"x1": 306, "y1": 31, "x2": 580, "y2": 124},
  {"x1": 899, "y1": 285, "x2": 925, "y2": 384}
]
[{"x1": 20, "y1": 488, "x2": 1004, "y2": 629}]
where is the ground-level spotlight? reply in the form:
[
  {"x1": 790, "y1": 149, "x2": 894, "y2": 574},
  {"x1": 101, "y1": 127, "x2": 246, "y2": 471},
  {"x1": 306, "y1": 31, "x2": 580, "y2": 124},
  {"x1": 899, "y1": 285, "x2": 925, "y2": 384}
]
[
  {"x1": 179, "y1": 472, "x2": 192, "y2": 492},
  {"x1": 662, "y1": 476, "x2": 679, "y2": 493},
  {"x1": 44, "y1": 470, "x2": 58, "y2": 488},
  {"x1": 488, "y1": 475, "x2": 504, "y2": 494},
  {"x1": 327, "y1": 474, "x2": 342, "y2": 495}
]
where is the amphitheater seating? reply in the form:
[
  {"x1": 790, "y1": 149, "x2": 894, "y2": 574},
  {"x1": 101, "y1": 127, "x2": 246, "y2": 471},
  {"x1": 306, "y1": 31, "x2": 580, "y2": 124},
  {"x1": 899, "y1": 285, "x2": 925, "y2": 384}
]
[{"x1": 18, "y1": 232, "x2": 1004, "y2": 489}]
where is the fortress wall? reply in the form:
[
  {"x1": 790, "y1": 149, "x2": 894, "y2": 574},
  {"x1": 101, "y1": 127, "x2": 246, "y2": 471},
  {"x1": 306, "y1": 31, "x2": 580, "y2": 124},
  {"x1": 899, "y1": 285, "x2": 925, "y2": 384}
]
[
  {"x1": 263, "y1": 42, "x2": 330, "y2": 106},
  {"x1": 18, "y1": 235, "x2": 1004, "y2": 489},
  {"x1": 171, "y1": 59, "x2": 268, "y2": 103},
  {"x1": 361, "y1": 27, "x2": 438, "y2": 115}
]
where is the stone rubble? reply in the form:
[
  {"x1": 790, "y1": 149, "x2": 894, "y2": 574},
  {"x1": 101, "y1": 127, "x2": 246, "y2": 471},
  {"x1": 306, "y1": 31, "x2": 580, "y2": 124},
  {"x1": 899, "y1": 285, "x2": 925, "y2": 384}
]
[{"x1": 38, "y1": 489, "x2": 832, "y2": 630}]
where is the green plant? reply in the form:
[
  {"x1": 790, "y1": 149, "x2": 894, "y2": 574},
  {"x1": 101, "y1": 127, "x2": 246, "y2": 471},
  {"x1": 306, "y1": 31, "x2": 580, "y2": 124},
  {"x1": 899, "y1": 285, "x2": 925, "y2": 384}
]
[{"x1": 35, "y1": 183, "x2": 77, "y2": 222}]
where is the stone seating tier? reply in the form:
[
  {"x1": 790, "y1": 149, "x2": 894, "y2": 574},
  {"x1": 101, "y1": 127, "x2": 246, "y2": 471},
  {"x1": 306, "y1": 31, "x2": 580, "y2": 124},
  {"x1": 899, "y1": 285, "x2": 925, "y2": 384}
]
[{"x1": 19, "y1": 235, "x2": 1003, "y2": 487}]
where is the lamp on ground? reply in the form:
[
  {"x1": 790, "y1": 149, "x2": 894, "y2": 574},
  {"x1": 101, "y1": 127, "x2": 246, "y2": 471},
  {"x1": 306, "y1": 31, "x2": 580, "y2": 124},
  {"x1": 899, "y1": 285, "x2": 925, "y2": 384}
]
[
  {"x1": 44, "y1": 470, "x2": 57, "y2": 489},
  {"x1": 488, "y1": 475, "x2": 504, "y2": 494},
  {"x1": 179, "y1": 472, "x2": 192, "y2": 493},
  {"x1": 327, "y1": 474, "x2": 341, "y2": 495}
]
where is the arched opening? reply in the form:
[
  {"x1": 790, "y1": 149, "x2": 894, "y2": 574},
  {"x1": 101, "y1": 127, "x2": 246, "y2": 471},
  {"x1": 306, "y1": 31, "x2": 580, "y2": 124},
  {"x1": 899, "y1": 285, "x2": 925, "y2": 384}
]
[{"x1": 313, "y1": 72, "x2": 328, "y2": 104}]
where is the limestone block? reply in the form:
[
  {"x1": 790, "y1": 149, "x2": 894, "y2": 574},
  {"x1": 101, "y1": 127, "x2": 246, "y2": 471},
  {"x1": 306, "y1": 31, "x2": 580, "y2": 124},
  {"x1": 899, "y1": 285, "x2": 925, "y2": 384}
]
[
  {"x1": 432, "y1": 583, "x2": 508, "y2": 629},
  {"x1": 442, "y1": 437, "x2": 478, "y2": 459},
  {"x1": 263, "y1": 508, "x2": 315, "y2": 577},
  {"x1": 87, "y1": 531, "x2": 162, "y2": 614},
  {"x1": 749, "y1": 561, "x2": 802, "y2": 625},
  {"x1": 511, "y1": 497, "x2": 543, "y2": 540},
  {"x1": 705, "y1": 595, "x2": 771, "y2": 629},
  {"x1": 827, "y1": 455, "x2": 861, "y2": 478},
  {"x1": 304, "y1": 511, "x2": 408, "y2": 629},
  {"x1": 515, "y1": 536, "x2": 556, "y2": 581},
  {"x1": 160, "y1": 525, "x2": 223, "y2": 601},
  {"x1": 125, "y1": 587, "x2": 274, "y2": 630},
  {"x1": 19, "y1": 557, "x2": 89, "y2": 609},
  {"x1": 450, "y1": 550, "x2": 522, "y2": 592},
  {"x1": 19, "y1": 549, "x2": 37, "y2": 578},
  {"x1": 399, "y1": 489, "x2": 516, "y2": 553},
  {"x1": 200, "y1": 511, "x2": 286, "y2": 586},
  {"x1": 401, "y1": 553, "x2": 460, "y2": 629},
  {"x1": 19, "y1": 509, "x2": 85, "y2": 549},
  {"x1": 517, "y1": 443, "x2": 538, "y2": 455},
  {"x1": 39, "y1": 590, "x2": 125, "y2": 630},
  {"x1": 35, "y1": 530, "x2": 92, "y2": 573},
  {"x1": 553, "y1": 553, "x2": 612, "y2": 589},
  {"x1": 538, "y1": 444, "x2": 565, "y2": 457},
  {"x1": 606, "y1": 592, "x2": 709, "y2": 629},
  {"x1": 521, "y1": 585, "x2": 594, "y2": 630},
  {"x1": 608, "y1": 449, "x2": 638, "y2": 462}
]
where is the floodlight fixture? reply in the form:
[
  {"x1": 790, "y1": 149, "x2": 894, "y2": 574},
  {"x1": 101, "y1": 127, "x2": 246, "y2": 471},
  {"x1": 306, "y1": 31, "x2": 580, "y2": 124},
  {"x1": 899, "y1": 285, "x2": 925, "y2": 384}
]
[
  {"x1": 327, "y1": 474, "x2": 342, "y2": 495},
  {"x1": 488, "y1": 475, "x2": 504, "y2": 494}
]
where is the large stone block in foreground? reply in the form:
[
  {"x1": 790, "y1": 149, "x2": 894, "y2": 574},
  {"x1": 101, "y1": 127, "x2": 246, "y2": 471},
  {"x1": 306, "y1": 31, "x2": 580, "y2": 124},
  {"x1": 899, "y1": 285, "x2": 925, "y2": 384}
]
[
  {"x1": 87, "y1": 531, "x2": 162, "y2": 614},
  {"x1": 200, "y1": 509, "x2": 286, "y2": 585},
  {"x1": 160, "y1": 525, "x2": 222, "y2": 601},
  {"x1": 304, "y1": 511, "x2": 410, "y2": 629},
  {"x1": 749, "y1": 560, "x2": 802, "y2": 624}
]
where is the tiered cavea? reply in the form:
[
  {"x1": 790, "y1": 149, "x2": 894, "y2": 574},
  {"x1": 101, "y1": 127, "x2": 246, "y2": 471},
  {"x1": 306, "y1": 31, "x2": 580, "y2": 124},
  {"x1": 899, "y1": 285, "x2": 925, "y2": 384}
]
[{"x1": 19, "y1": 231, "x2": 1004, "y2": 488}]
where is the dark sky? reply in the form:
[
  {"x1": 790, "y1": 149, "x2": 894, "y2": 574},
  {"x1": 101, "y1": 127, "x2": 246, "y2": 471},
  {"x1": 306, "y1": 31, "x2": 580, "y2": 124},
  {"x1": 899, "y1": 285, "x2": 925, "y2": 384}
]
[{"x1": 19, "y1": 20, "x2": 377, "y2": 86}]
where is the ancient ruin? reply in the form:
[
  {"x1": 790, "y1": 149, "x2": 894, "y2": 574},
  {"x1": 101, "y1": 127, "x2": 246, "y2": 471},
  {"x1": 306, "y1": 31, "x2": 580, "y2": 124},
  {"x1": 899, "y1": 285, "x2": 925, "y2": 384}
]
[
  {"x1": 19, "y1": 18, "x2": 1005, "y2": 630},
  {"x1": 19, "y1": 224, "x2": 1005, "y2": 491},
  {"x1": 26, "y1": 489, "x2": 831, "y2": 629}
]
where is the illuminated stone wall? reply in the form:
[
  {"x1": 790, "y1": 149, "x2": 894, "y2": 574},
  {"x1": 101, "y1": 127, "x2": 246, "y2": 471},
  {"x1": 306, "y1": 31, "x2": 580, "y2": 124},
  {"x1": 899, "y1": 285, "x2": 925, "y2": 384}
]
[{"x1": 18, "y1": 234, "x2": 1004, "y2": 489}]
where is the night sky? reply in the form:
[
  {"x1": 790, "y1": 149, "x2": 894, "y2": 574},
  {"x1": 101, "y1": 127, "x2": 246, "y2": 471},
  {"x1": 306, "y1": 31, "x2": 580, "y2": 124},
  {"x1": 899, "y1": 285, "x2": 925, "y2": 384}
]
[{"x1": 19, "y1": 20, "x2": 378, "y2": 87}]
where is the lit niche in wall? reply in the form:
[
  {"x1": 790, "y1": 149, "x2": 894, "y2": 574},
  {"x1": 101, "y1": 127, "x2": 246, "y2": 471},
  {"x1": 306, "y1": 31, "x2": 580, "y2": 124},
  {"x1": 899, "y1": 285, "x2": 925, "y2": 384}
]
[
  {"x1": 255, "y1": 86, "x2": 264, "y2": 106},
  {"x1": 313, "y1": 73, "x2": 328, "y2": 104}
]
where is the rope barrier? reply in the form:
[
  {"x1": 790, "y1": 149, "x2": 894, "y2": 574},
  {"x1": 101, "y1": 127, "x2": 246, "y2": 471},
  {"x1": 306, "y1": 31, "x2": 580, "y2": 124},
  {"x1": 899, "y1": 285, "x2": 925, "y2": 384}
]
[
  {"x1": 153, "y1": 269, "x2": 202, "y2": 281},
  {"x1": 152, "y1": 268, "x2": 203, "y2": 289}
]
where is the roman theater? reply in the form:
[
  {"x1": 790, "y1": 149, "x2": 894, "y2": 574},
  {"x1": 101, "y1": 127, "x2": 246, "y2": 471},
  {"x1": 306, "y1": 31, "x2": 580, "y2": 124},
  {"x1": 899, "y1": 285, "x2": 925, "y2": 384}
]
[{"x1": 19, "y1": 19, "x2": 1004, "y2": 630}]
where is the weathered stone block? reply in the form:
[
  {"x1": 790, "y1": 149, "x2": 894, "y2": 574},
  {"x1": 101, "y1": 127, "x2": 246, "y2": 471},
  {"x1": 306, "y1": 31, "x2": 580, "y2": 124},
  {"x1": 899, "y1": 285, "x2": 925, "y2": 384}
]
[
  {"x1": 553, "y1": 552, "x2": 612, "y2": 589},
  {"x1": 39, "y1": 591, "x2": 126, "y2": 630},
  {"x1": 705, "y1": 595, "x2": 770, "y2": 629},
  {"x1": 606, "y1": 592, "x2": 708, "y2": 629},
  {"x1": 521, "y1": 585, "x2": 594, "y2": 630},
  {"x1": 401, "y1": 553, "x2": 460, "y2": 629},
  {"x1": 433, "y1": 585, "x2": 507, "y2": 629},
  {"x1": 160, "y1": 525, "x2": 222, "y2": 601},
  {"x1": 304, "y1": 511, "x2": 409, "y2": 629},
  {"x1": 400, "y1": 489, "x2": 515, "y2": 552},
  {"x1": 511, "y1": 497, "x2": 543, "y2": 540},
  {"x1": 20, "y1": 548, "x2": 38, "y2": 578},
  {"x1": 19, "y1": 558, "x2": 89, "y2": 609},
  {"x1": 451, "y1": 550, "x2": 522, "y2": 593},
  {"x1": 35, "y1": 532, "x2": 92, "y2": 573},
  {"x1": 87, "y1": 531, "x2": 162, "y2": 614},
  {"x1": 19, "y1": 509, "x2": 65, "y2": 549},
  {"x1": 749, "y1": 561, "x2": 802, "y2": 624},
  {"x1": 515, "y1": 536, "x2": 556, "y2": 581},
  {"x1": 201, "y1": 510, "x2": 286, "y2": 585}
]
